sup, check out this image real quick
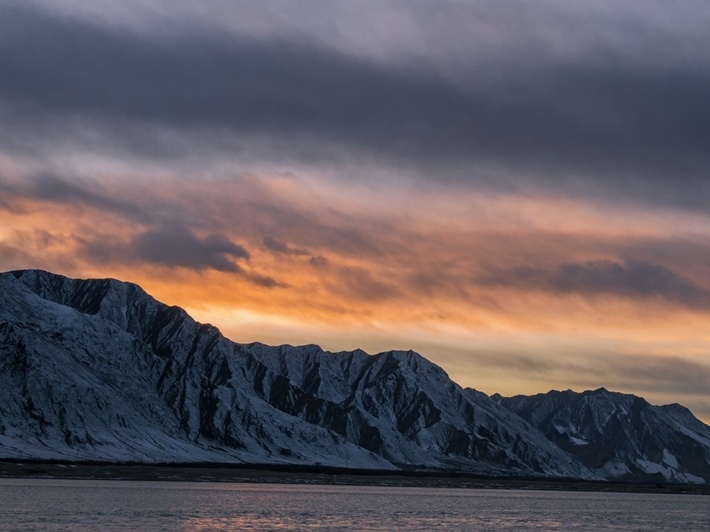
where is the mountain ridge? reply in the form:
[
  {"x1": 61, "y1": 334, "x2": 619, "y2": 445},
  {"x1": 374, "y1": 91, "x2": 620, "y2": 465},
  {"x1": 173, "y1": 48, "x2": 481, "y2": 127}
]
[{"x1": 1, "y1": 269, "x2": 709, "y2": 483}]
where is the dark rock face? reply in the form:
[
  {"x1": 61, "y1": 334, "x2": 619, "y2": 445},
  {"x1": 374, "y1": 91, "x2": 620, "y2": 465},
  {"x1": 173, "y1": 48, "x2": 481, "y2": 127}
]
[
  {"x1": 1, "y1": 269, "x2": 709, "y2": 483},
  {"x1": 496, "y1": 389, "x2": 710, "y2": 484}
]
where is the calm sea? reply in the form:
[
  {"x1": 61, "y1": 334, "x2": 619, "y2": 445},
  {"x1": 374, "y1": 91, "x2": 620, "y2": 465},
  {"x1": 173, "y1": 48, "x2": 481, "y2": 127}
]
[{"x1": 0, "y1": 478, "x2": 708, "y2": 531}]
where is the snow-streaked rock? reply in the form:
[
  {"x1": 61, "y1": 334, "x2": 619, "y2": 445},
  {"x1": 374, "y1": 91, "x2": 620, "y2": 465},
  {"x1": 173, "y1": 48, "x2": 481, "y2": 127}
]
[
  {"x1": 496, "y1": 388, "x2": 710, "y2": 484},
  {"x1": 1, "y1": 269, "x2": 709, "y2": 484}
]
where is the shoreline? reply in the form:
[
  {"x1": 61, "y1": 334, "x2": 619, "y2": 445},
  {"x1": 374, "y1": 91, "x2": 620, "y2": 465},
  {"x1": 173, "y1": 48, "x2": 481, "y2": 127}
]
[{"x1": 0, "y1": 461, "x2": 708, "y2": 495}]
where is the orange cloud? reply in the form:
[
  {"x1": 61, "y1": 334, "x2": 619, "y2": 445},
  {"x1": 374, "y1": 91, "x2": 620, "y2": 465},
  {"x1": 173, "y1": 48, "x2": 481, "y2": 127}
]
[{"x1": 3, "y1": 172, "x2": 710, "y2": 421}]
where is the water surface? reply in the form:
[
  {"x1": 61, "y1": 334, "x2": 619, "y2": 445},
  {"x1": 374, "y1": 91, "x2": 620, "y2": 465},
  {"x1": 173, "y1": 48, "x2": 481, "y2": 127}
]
[{"x1": 0, "y1": 478, "x2": 707, "y2": 531}]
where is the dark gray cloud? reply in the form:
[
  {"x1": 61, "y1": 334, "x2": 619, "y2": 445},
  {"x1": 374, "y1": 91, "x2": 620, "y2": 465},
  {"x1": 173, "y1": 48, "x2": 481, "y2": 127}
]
[
  {"x1": 132, "y1": 226, "x2": 249, "y2": 272},
  {"x1": 2, "y1": 4, "x2": 710, "y2": 207},
  {"x1": 79, "y1": 225, "x2": 285, "y2": 285},
  {"x1": 32, "y1": 175, "x2": 147, "y2": 219},
  {"x1": 0, "y1": 174, "x2": 153, "y2": 221},
  {"x1": 0, "y1": 172, "x2": 392, "y2": 266},
  {"x1": 244, "y1": 271, "x2": 288, "y2": 289},
  {"x1": 81, "y1": 225, "x2": 250, "y2": 273},
  {"x1": 10, "y1": 224, "x2": 285, "y2": 286},
  {"x1": 480, "y1": 260, "x2": 710, "y2": 309},
  {"x1": 605, "y1": 355, "x2": 710, "y2": 398},
  {"x1": 262, "y1": 236, "x2": 308, "y2": 256},
  {"x1": 243, "y1": 202, "x2": 389, "y2": 259}
]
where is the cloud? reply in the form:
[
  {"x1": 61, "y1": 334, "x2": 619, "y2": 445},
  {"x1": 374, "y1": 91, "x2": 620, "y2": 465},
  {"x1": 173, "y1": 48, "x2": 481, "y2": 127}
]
[
  {"x1": 480, "y1": 260, "x2": 710, "y2": 309},
  {"x1": 466, "y1": 351, "x2": 560, "y2": 375},
  {"x1": 0, "y1": 242, "x2": 41, "y2": 271},
  {"x1": 29, "y1": 175, "x2": 148, "y2": 219},
  {"x1": 79, "y1": 225, "x2": 250, "y2": 274},
  {"x1": 7, "y1": 169, "x2": 710, "y2": 313},
  {"x1": 244, "y1": 271, "x2": 288, "y2": 288},
  {"x1": 131, "y1": 226, "x2": 249, "y2": 272},
  {"x1": 606, "y1": 355, "x2": 710, "y2": 398},
  {"x1": 478, "y1": 349, "x2": 710, "y2": 399},
  {"x1": 262, "y1": 236, "x2": 308, "y2": 256},
  {"x1": 2, "y1": 1, "x2": 710, "y2": 423},
  {"x1": 333, "y1": 266, "x2": 400, "y2": 302},
  {"x1": 0, "y1": 171, "x2": 397, "y2": 283},
  {"x1": 0, "y1": 229, "x2": 82, "y2": 274},
  {"x1": 468, "y1": 346, "x2": 710, "y2": 420},
  {"x1": 0, "y1": 173, "x2": 154, "y2": 223},
  {"x1": 2, "y1": 4, "x2": 710, "y2": 208},
  {"x1": 309, "y1": 255, "x2": 329, "y2": 267}
]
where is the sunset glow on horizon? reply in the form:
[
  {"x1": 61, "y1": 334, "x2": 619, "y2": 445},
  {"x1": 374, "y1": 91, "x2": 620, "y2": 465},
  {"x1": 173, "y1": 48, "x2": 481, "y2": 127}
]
[{"x1": 2, "y1": 0, "x2": 710, "y2": 422}]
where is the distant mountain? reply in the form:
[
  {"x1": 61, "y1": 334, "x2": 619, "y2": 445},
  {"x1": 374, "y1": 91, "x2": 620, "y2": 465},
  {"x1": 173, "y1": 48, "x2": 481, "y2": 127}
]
[
  {"x1": 495, "y1": 389, "x2": 710, "y2": 484},
  {"x1": 1, "y1": 270, "x2": 709, "y2": 484}
]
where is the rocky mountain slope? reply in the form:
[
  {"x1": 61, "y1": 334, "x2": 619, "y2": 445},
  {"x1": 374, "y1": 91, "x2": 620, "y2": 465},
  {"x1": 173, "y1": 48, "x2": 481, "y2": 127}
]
[
  {"x1": 495, "y1": 389, "x2": 710, "y2": 484},
  {"x1": 1, "y1": 269, "x2": 709, "y2": 483}
]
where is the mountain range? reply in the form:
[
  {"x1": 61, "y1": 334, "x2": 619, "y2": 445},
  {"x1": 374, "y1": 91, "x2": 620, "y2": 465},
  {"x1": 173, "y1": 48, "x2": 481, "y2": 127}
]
[{"x1": 1, "y1": 269, "x2": 709, "y2": 484}]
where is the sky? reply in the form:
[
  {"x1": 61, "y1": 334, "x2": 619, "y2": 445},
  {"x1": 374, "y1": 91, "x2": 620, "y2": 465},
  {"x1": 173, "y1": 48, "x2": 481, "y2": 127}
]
[{"x1": 2, "y1": 0, "x2": 710, "y2": 422}]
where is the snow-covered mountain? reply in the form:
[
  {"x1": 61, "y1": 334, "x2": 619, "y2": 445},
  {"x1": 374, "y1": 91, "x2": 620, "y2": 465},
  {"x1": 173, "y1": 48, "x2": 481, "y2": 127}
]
[
  {"x1": 495, "y1": 389, "x2": 710, "y2": 484},
  {"x1": 1, "y1": 270, "x2": 709, "y2": 484}
]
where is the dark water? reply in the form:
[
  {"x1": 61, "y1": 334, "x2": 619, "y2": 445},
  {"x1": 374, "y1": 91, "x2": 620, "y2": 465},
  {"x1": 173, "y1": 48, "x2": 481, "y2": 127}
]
[{"x1": 0, "y1": 478, "x2": 708, "y2": 531}]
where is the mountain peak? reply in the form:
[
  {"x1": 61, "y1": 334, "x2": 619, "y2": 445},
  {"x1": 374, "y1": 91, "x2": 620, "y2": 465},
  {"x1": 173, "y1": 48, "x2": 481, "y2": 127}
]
[{"x1": 1, "y1": 270, "x2": 709, "y2": 483}]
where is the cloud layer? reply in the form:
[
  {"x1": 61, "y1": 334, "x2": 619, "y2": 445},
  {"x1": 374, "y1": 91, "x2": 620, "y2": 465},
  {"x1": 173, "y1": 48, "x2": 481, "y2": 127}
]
[
  {"x1": 2, "y1": 2, "x2": 710, "y2": 207},
  {"x1": 480, "y1": 260, "x2": 710, "y2": 309},
  {"x1": 2, "y1": 1, "x2": 710, "y2": 421}
]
